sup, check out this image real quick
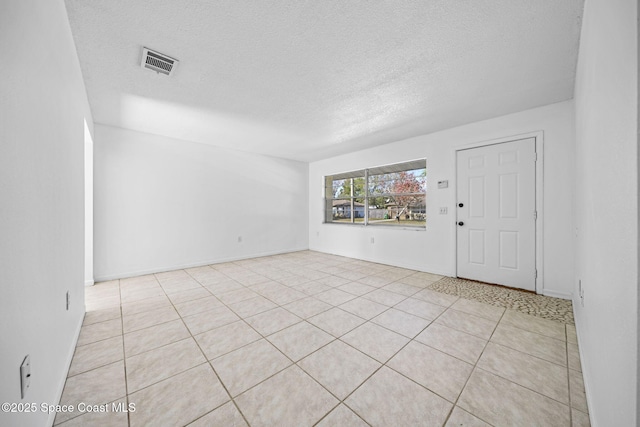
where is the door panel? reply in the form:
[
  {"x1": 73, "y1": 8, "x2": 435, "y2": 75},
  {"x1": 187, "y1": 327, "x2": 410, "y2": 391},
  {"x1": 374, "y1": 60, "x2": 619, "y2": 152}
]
[{"x1": 456, "y1": 138, "x2": 536, "y2": 291}]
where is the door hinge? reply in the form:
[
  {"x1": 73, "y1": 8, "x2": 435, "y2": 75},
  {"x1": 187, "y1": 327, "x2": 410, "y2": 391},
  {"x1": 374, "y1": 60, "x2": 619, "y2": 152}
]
[
  {"x1": 534, "y1": 270, "x2": 538, "y2": 279},
  {"x1": 534, "y1": 211, "x2": 537, "y2": 220},
  {"x1": 534, "y1": 152, "x2": 537, "y2": 162}
]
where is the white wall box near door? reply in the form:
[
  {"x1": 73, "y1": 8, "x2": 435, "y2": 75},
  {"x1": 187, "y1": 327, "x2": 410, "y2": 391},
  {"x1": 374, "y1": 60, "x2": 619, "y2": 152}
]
[{"x1": 456, "y1": 138, "x2": 537, "y2": 291}]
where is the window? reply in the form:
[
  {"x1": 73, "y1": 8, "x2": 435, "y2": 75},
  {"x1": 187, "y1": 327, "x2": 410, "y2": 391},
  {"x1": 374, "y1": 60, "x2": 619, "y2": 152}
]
[{"x1": 324, "y1": 160, "x2": 426, "y2": 228}]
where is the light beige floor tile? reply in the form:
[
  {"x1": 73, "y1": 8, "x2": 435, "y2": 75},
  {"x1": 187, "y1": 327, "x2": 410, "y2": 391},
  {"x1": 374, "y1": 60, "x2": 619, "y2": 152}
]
[
  {"x1": 500, "y1": 309, "x2": 566, "y2": 340},
  {"x1": 188, "y1": 401, "x2": 248, "y2": 427},
  {"x1": 296, "y1": 281, "x2": 332, "y2": 295},
  {"x1": 182, "y1": 305, "x2": 239, "y2": 335},
  {"x1": 316, "y1": 404, "x2": 368, "y2": 427},
  {"x1": 69, "y1": 336, "x2": 123, "y2": 376},
  {"x1": 55, "y1": 398, "x2": 128, "y2": 427},
  {"x1": 308, "y1": 307, "x2": 366, "y2": 337},
  {"x1": 435, "y1": 309, "x2": 498, "y2": 340},
  {"x1": 568, "y1": 342, "x2": 582, "y2": 372},
  {"x1": 122, "y1": 305, "x2": 179, "y2": 333},
  {"x1": 363, "y1": 289, "x2": 406, "y2": 306},
  {"x1": 388, "y1": 341, "x2": 473, "y2": 402},
  {"x1": 86, "y1": 295, "x2": 122, "y2": 311},
  {"x1": 316, "y1": 288, "x2": 358, "y2": 306},
  {"x1": 412, "y1": 288, "x2": 459, "y2": 307},
  {"x1": 205, "y1": 279, "x2": 244, "y2": 295},
  {"x1": 245, "y1": 307, "x2": 302, "y2": 336},
  {"x1": 572, "y1": 408, "x2": 591, "y2": 427},
  {"x1": 315, "y1": 275, "x2": 352, "y2": 287},
  {"x1": 235, "y1": 365, "x2": 338, "y2": 427},
  {"x1": 458, "y1": 369, "x2": 570, "y2": 426},
  {"x1": 371, "y1": 308, "x2": 431, "y2": 338},
  {"x1": 126, "y1": 337, "x2": 205, "y2": 392},
  {"x1": 195, "y1": 320, "x2": 262, "y2": 360},
  {"x1": 212, "y1": 339, "x2": 291, "y2": 396},
  {"x1": 299, "y1": 340, "x2": 380, "y2": 399},
  {"x1": 339, "y1": 297, "x2": 388, "y2": 320},
  {"x1": 217, "y1": 288, "x2": 260, "y2": 304},
  {"x1": 341, "y1": 322, "x2": 409, "y2": 363},
  {"x1": 57, "y1": 361, "x2": 126, "y2": 424},
  {"x1": 283, "y1": 296, "x2": 332, "y2": 319},
  {"x1": 394, "y1": 297, "x2": 447, "y2": 320},
  {"x1": 264, "y1": 288, "x2": 307, "y2": 305},
  {"x1": 277, "y1": 275, "x2": 312, "y2": 287},
  {"x1": 120, "y1": 275, "x2": 157, "y2": 287},
  {"x1": 567, "y1": 324, "x2": 578, "y2": 344},
  {"x1": 346, "y1": 366, "x2": 451, "y2": 427},
  {"x1": 491, "y1": 323, "x2": 567, "y2": 366},
  {"x1": 129, "y1": 363, "x2": 229, "y2": 427},
  {"x1": 228, "y1": 296, "x2": 277, "y2": 318},
  {"x1": 160, "y1": 279, "x2": 202, "y2": 295},
  {"x1": 396, "y1": 275, "x2": 439, "y2": 288},
  {"x1": 357, "y1": 275, "x2": 395, "y2": 287},
  {"x1": 411, "y1": 271, "x2": 444, "y2": 282},
  {"x1": 174, "y1": 295, "x2": 223, "y2": 317},
  {"x1": 415, "y1": 323, "x2": 487, "y2": 364},
  {"x1": 83, "y1": 307, "x2": 121, "y2": 326},
  {"x1": 77, "y1": 318, "x2": 122, "y2": 346},
  {"x1": 268, "y1": 321, "x2": 333, "y2": 361},
  {"x1": 445, "y1": 406, "x2": 491, "y2": 427},
  {"x1": 381, "y1": 282, "x2": 422, "y2": 297},
  {"x1": 167, "y1": 288, "x2": 213, "y2": 306},
  {"x1": 120, "y1": 295, "x2": 172, "y2": 317},
  {"x1": 451, "y1": 298, "x2": 505, "y2": 322},
  {"x1": 338, "y1": 282, "x2": 378, "y2": 296},
  {"x1": 569, "y1": 369, "x2": 589, "y2": 413},
  {"x1": 123, "y1": 318, "x2": 190, "y2": 356},
  {"x1": 477, "y1": 342, "x2": 569, "y2": 403},
  {"x1": 120, "y1": 285, "x2": 165, "y2": 304}
]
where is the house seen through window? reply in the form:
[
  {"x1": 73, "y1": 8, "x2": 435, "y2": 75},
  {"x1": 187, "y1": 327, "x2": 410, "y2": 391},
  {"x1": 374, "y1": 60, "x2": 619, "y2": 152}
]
[{"x1": 324, "y1": 160, "x2": 426, "y2": 227}]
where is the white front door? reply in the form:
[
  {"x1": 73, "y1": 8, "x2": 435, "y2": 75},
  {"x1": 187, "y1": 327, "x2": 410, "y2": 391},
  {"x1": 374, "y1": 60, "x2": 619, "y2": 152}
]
[{"x1": 456, "y1": 138, "x2": 536, "y2": 291}]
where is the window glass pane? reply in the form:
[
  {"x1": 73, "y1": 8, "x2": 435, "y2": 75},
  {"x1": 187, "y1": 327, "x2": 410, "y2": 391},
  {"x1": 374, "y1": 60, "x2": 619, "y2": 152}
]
[
  {"x1": 329, "y1": 177, "x2": 366, "y2": 199},
  {"x1": 330, "y1": 198, "x2": 365, "y2": 223},
  {"x1": 369, "y1": 168, "x2": 426, "y2": 195},
  {"x1": 323, "y1": 160, "x2": 425, "y2": 228},
  {"x1": 369, "y1": 194, "x2": 426, "y2": 227}
]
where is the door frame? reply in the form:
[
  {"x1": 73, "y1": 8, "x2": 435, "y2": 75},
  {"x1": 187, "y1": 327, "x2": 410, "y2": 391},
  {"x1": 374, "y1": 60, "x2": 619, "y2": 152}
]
[{"x1": 451, "y1": 132, "x2": 544, "y2": 294}]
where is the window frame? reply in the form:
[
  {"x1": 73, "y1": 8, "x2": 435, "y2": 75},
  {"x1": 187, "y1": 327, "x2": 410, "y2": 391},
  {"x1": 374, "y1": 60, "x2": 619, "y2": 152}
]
[{"x1": 323, "y1": 159, "x2": 426, "y2": 229}]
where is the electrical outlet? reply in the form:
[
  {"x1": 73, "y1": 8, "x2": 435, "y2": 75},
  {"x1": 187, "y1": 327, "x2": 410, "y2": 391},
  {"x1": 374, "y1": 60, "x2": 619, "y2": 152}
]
[
  {"x1": 439, "y1": 207, "x2": 448, "y2": 214},
  {"x1": 370, "y1": 237, "x2": 375, "y2": 244},
  {"x1": 66, "y1": 291, "x2": 70, "y2": 310},
  {"x1": 20, "y1": 355, "x2": 30, "y2": 399}
]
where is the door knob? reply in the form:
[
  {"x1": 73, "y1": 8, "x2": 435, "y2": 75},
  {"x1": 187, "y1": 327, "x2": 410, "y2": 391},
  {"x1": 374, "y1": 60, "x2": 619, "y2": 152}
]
[
  {"x1": 458, "y1": 221, "x2": 464, "y2": 226},
  {"x1": 458, "y1": 203, "x2": 464, "y2": 207}
]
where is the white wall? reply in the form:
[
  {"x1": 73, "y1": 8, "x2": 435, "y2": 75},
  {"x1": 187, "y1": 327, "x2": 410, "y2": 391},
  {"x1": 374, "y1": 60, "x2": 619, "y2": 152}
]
[
  {"x1": 94, "y1": 125, "x2": 309, "y2": 280},
  {"x1": 573, "y1": 0, "x2": 638, "y2": 425},
  {"x1": 309, "y1": 101, "x2": 575, "y2": 298},
  {"x1": 0, "y1": 1, "x2": 93, "y2": 426}
]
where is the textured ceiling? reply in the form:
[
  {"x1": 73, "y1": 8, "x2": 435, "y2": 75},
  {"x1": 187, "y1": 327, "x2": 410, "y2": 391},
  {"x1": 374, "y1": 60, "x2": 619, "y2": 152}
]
[{"x1": 65, "y1": 0, "x2": 584, "y2": 161}]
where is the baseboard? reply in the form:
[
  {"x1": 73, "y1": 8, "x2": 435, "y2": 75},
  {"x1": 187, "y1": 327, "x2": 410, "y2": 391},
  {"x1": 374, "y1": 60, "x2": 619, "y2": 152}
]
[
  {"x1": 541, "y1": 289, "x2": 572, "y2": 300},
  {"x1": 310, "y1": 247, "x2": 453, "y2": 277},
  {"x1": 93, "y1": 247, "x2": 310, "y2": 282},
  {"x1": 84, "y1": 279, "x2": 94, "y2": 287},
  {"x1": 48, "y1": 311, "x2": 84, "y2": 427},
  {"x1": 572, "y1": 303, "x2": 596, "y2": 427}
]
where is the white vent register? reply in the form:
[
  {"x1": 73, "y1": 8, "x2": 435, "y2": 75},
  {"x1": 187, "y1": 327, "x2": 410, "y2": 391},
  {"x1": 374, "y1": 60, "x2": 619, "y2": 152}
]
[{"x1": 141, "y1": 47, "x2": 178, "y2": 76}]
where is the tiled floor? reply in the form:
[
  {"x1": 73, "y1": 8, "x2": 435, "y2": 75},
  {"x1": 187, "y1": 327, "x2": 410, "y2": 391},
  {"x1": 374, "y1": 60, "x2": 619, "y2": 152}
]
[{"x1": 56, "y1": 251, "x2": 590, "y2": 426}]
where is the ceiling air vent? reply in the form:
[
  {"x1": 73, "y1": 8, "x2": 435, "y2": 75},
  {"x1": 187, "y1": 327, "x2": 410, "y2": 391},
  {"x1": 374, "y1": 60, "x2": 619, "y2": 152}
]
[{"x1": 141, "y1": 47, "x2": 179, "y2": 76}]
